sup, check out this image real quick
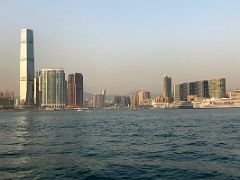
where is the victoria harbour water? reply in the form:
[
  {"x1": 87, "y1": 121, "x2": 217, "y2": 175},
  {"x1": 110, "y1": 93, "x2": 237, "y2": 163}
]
[{"x1": 0, "y1": 109, "x2": 240, "y2": 179}]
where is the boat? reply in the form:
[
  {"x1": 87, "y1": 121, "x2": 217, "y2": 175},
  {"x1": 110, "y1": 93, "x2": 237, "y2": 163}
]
[{"x1": 193, "y1": 98, "x2": 240, "y2": 109}]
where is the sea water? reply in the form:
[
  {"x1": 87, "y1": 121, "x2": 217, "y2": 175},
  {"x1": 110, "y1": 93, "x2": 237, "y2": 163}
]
[{"x1": 0, "y1": 109, "x2": 240, "y2": 179}]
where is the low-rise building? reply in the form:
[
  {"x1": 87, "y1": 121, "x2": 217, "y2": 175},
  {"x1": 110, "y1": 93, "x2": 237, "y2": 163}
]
[
  {"x1": 0, "y1": 90, "x2": 14, "y2": 109},
  {"x1": 227, "y1": 89, "x2": 240, "y2": 100},
  {"x1": 131, "y1": 90, "x2": 151, "y2": 108}
]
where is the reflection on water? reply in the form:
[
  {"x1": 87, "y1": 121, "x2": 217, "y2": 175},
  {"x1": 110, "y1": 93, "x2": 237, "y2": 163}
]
[
  {"x1": 16, "y1": 113, "x2": 30, "y2": 143},
  {"x1": 0, "y1": 109, "x2": 240, "y2": 179},
  {"x1": 0, "y1": 112, "x2": 33, "y2": 179},
  {"x1": 15, "y1": 113, "x2": 32, "y2": 172}
]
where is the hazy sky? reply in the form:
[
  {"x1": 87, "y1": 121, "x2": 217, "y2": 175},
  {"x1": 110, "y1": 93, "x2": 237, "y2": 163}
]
[{"x1": 0, "y1": 0, "x2": 240, "y2": 95}]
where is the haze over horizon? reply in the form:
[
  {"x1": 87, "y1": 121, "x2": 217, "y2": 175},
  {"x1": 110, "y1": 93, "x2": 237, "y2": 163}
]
[{"x1": 1, "y1": 0, "x2": 240, "y2": 96}]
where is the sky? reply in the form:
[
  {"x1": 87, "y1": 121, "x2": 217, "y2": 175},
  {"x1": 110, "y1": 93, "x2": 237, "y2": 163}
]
[{"x1": 0, "y1": 0, "x2": 240, "y2": 95}]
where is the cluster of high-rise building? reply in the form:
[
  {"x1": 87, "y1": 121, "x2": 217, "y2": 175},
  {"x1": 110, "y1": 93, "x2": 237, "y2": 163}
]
[
  {"x1": 131, "y1": 90, "x2": 151, "y2": 107},
  {"x1": 18, "y1": 29, "x2": 83, "y2": 109},
  {"x1": 173, "y1": 78, "x2": 226, "y2": 101},
  {"x1": 3, "y1": 28, "x2": 236, "y2": 110},
  {"x1": 152, "y1": 75, "x2": 230, "y2": 109},
  {"x1": 154, "y1": 74, "x2": 226, "y2": 104}
]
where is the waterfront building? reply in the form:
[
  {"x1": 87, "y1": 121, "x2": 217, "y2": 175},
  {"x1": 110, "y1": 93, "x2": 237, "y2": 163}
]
[
  {"x1": 67, "y1": 73, "x2": 83, "y2": 107},
  {"x1": 138, "y1": 99, "x2": 153, "y2": 108},
  {"x1": 113, "y1": 95, "x2": 131, "y2": 107},
  {"x1": 131, "y1": 90, "x2": 151, "y2": 108},
  {"x1": 0, "y1": 90, "x2": 14, "y2": 109},
  {"x1": 154, "y1": 96, "x2": 165, "y2": 103},
  {"x1": 180, "y1": 83, "x2": 188, "y2": 101},
  {"x1": 173, "y1": 78, "x2": 224, "y2": 101},
  {"x1": 121, "y1": 96, "x2": 131, "y2": 107},
  {"x1": 34, "y1": 70, "x2": 41, "y2": 107},
  {"x1": 227, "y1": 89, "x2": 240, "y2": 99},
  {"x1": 41, "y1": 68, "x2": 66, "y2": 109},
  {"x1": 181, "y1": 82, "x2": 197, "y2": 101},
  {"x1": 101, "y1": 89, "x2": 106, "y2": 104},
  {"x1": 152, "y1": 96, "x2": 166, "y2": 108},
  {"x1": 92, "y1": 94, "x2": 104, "y2": 108},
  {"x1": 91, "y1": 89, "x2": 106, "y2": 108},
  {"x1": 163, "y1": 75, "x2": 172, "y2": 102},
  {"x1": 68, "y1": 74, "x2": 73, "y2": 105},
  {"x1": 187, "y1": 95, "x2": 199, "y2": 102},
  {"x1": 132, "y1": 93, "x2": 139, "y2": 107},
  {"x1": 65, "y1": 80, "x2": 68, "y2": 107},
  {"x1": 209, "y1": 78, "x2": 226, "y2": 99},
  {"x1": 138, "y1": 91, "x2": 151, "y2": 102},
  {"x1": 195, "y1": 80, "x2": 209, "y2": 99},
  {"x1": 19, "y1": 29, "x2": 34, "y2": 107},
  {"x1": 174, "y1": 82, "x2": 204, "y2": 102},
  {"x1": 113, "y1": 95, "x2": 121, "y2": 105},
  {"x1": 173, "y1": 84, "x2": 181, "y2": 101},
  {"x1": 153, "y1": 96, "x2": 172, "y2": 105}
]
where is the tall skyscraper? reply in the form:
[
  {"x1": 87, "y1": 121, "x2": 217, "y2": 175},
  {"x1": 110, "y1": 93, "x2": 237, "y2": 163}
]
[
  {"x1": 41, "y1": 68, "x2": 66, "y2": 109},
  {"x1": 19, "y1": 29, "x2": 34, "y2": 106},
  {"x1": 163, "y1": 75, "x2": 172, "y2": 97},
  {"x1": 163, "y1": 75, "x2": 172, "y2": 102},
  {"x1": 68, "y1": 74, "x2": 74, "y2": 105},
  {"x1": 67, "y1": 73, "x2": 83, "y2": 107}
]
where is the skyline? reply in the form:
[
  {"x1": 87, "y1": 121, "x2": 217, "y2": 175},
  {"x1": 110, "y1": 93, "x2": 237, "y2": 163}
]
[{"x1": 1, "y1": 0, "x2": 240, "y2": 95}]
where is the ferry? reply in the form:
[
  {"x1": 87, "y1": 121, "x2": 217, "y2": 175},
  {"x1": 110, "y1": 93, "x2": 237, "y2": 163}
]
[{"x1": 193, "y1": 98, "x2": 240, "y2": 109}]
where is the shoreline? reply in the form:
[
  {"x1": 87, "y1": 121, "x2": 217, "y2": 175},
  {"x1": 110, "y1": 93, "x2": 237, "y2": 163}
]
[{"x1": 1, "y1": 107, "x2": 240, "y2": 112}]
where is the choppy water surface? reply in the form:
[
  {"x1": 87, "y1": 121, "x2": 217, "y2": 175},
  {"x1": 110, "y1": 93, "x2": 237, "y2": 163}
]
[{"x1": 0, "y1": 109, "x2": 240, "y2": 179}]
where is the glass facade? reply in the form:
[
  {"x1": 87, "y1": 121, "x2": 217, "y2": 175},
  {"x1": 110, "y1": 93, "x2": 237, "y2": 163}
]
[
  {"x1": 20, "y1": 29, "x2": 34, "y2": 106},
  {"x1": 209, "y1": 78, "x2": 226, "y2": 99},
  {"x1": 67, "y1": 73, "x2": 83, "y2": 106},
  {"x1": 163, "y1": 75, "x2": 172, "y2": 98},
  {"x1": 41, "y1": 69, "x2": 66, "y2": 108},
  {"x1": 174, "y1": 78, "x2": 225, "y2": 101}
]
